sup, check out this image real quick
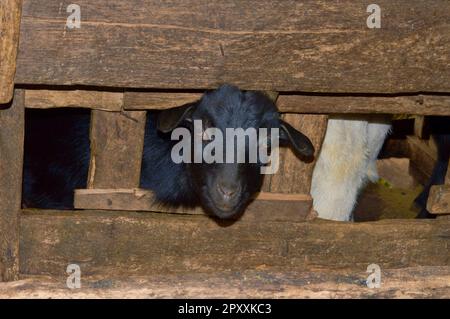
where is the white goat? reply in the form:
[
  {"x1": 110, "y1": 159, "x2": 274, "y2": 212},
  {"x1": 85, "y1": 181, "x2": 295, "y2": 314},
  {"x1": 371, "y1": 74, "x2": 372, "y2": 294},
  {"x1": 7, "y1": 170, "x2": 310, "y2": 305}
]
[{"x1": 311, "y1": 115, "x2": 391, "y2": 221}]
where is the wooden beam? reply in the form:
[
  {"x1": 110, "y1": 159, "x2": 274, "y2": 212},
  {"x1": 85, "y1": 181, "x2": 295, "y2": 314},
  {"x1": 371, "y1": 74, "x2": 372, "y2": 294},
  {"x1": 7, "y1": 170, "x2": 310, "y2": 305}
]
[
  {"x1": 25, "y1": 89, "x2": 123, "y2": 111},
  {"x1": 0, "y1": 90, "x2": 24, "y2": 281},
  {"x1": 427, "y1": 185, "x2": 450, "y2": 215},
  {"x1": 19, "y1": 209, "x2": 450, "y2": 276},
  {"x1": 126, "y1": 92, "x2": 450, "y2": 115},
  {"x1": 266, "y1": 114, "x2": 327, "y2": 194},
  {"x1": 277, "y1": 95, "x2": 450, "y2": 116},
  {"x1": 14, "y1": 89, "x2": 450, "y2": 115},
  {"x1": 0, "y1": 0, "x2": 22, "y2": 104},
  {"x1": 2, "y1": 267, "x2": 450, "y2": 298},
  {"x1": 74, "y1": 189, "x2": 314, "y2": 222},
  {"x1": 15, "y1": 0, "x2": 450, "y2": 93},
  {"x1": 88, "y1": 110, "x2": 146, "y2": 188},
  {"x1": 124, "y1": 92, "x2": 201, "y2": 110}
]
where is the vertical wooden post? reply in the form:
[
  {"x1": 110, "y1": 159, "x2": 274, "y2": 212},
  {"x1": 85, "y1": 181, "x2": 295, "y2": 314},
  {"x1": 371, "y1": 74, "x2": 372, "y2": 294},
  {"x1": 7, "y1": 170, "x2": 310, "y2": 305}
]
[
  {"x1": 414, "y1": 116, "x2": 428, "y2": 139},
  {"x1": 0, "y1": 0, "x2": 22, "y2": 104},
  {"x1": 0, "y1": 89, "x2": 24, "y2": 281},
  {"x1": 266, "y1": 114, "x2": 327, "y2": 194},
  {"x1": 88, "y1": 110, "x2": 147, "y2": 188}
]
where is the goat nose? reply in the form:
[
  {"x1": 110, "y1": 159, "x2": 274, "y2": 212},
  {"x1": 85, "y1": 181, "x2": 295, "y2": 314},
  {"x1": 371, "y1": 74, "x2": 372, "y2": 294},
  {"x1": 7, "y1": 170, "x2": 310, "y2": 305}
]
[{"x1": 217, "y1": 182, "x2": 239, "y2": 198}]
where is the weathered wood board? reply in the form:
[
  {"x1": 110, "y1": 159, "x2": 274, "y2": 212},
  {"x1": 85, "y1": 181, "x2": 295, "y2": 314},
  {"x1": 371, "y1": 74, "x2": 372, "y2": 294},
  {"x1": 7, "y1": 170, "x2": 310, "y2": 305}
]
[
  {"x1": 277, "y1": 95, "x2": 450, "y2": 116},
  {"x1": 427, "y1": 185, "x2": 450, "y2": 215},
  {"x1": 21, "y1": 89, "x2": 450, "y2": 115},
  {"x1": 74, "y1": 189, "x2": 314, "y2": 222},
  {"x1": 88, "y1": 110, "x2": 146, "y2": 188},
  {"x1": 19, "y1": 210, "x2": 450, "y2": 277},
  {"x1": 124, "y1": 92, "x2": 202, "y2": 110},
  {"x1": 0, "y1": 0, "x2": 22, "y2": 104},
  {"x1": 25, "y1": 89, "x2": 123, "y2": 111},
  {"x1": 0, "y1": 90, "x2": 24, "y2": 281},
  {"x1": 15, "y1": 0, "x2": 450, "y2": 93},
  {"x1": 125, "y1": 92, "x2": 450, "y2": 115},
  {"x1": 407, "y1": 136, "x2": 438, "y2": 185},
  {"x1": 1, "y1": 267, "x2": 450, "y2": 298},
  {"x1": 265, "y1": 114, "x2": 327, "y2": 194}
]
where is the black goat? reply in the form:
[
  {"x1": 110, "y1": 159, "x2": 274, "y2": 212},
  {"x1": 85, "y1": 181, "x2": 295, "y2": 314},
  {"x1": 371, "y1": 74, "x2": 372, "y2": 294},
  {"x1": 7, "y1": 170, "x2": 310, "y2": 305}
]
[{"x1": 23, "y1": 85, "x2": 314, "y2": 219}]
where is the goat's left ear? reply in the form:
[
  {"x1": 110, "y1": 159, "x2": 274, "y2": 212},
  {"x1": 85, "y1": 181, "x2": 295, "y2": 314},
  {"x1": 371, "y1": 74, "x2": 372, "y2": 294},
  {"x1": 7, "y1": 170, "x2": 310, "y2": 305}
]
[
  {"x1": 279, "y1": 120, "x2": 315, "y2": 157},
  {"x1": 157, "y1": 103, "x2": 195, "y2": 133}
]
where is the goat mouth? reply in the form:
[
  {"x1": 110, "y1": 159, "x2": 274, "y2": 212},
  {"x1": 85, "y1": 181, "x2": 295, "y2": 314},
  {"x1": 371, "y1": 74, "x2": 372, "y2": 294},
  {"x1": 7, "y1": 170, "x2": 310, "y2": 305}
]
[
  {"x1": 208, "y1": 198, "x2": 248, "y2": 219},
  {"x1": 200, "y1": 198, "x2": 239, "y2": 219},
  {"x1": 214, "y1": 203, "x2": 237, "y2": 213}
]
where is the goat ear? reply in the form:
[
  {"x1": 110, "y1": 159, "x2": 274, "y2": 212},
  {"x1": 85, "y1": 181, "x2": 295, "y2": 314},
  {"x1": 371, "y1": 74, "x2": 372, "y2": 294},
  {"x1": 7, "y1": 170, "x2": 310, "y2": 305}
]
[
  {"x1": 157, "y1": 103, "x2": 195, "y2": 133},
  {"x1": 279, "y1": 120, "x2": 315, "y2": 157}
]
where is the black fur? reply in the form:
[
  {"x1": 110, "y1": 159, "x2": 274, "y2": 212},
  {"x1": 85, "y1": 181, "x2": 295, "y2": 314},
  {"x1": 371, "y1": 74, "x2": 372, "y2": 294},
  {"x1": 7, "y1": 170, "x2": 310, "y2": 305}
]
[{"x1": 22, "y1": 108, "x2": 91, "y2": 209}]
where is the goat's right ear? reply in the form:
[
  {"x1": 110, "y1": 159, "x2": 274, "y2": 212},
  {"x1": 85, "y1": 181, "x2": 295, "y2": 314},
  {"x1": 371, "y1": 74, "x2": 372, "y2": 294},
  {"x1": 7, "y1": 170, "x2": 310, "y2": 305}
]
[
  {"x1": 279, "y1": 119, "x2": 315, "y2": 158},
  {"x1": 157, "y1": 103, "x2": 195, "y2": 133}
]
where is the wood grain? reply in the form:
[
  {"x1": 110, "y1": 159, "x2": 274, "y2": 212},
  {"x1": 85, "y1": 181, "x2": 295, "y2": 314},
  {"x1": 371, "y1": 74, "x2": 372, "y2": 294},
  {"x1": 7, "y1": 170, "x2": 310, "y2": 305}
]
[
  {"x1": 427, "y1": 185, "x2": 450, "y2": 215},
  {"x1": 0, "y1": 90, "x2": 24, "y2": 281},
  {"x1": 15, "y1": 0, "x2": 450, "y2": 93},
  {"x1": 267, "y1": 114, "x2": 327, "y2": 194},
  {"x1": 15, "y1": 89, "x2": 450, "y2": 115},
  {"x1": 414, "y1": 116, "x2": 427, "y2": 139},
  {"x1": 0, "y1": 0, "x2": 22, "y2": 104},
  {"x1": 1, "y1": 267, "x2": 450, "y2": 298},
  {"x1": 88, "y1": 110, "x2": 146, "y2": 188},
  {"x1": 124, "y1": 92, "x2": 202, "y2": 110},
  {"x1": 19, "y1": 209, "x2": 450, "y2": 276},
  {"x1": 74, "y1": 189, "x2": 313, "y2": 222},
  {"x1": 128, "y1": 92, "x2": 450, "y2": 115},
  {"x1": 277, "y1": 95, "x2": 450, "y2": 116},
  {"x1": 25, "y1": 89, "x2": 123, "y2": 111},
  {"x1": 407, "y1": 136, "x2": 438, "y2": 185}
]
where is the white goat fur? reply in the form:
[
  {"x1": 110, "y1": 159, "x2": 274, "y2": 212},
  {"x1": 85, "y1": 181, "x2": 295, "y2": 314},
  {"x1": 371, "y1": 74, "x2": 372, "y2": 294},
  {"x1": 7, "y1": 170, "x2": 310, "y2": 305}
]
[{"x1": 311, "y1": 115, "x2": 391, "y2": 221}]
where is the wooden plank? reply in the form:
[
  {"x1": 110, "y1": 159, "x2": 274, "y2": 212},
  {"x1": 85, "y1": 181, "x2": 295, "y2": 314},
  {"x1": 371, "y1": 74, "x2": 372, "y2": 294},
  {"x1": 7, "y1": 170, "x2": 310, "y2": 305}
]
[
  {"x1": 0, "y1": 90, "x2": 24, "y2": 281},
  {"x1": 12, "y1": 89, "x2": 450, "y2": 115},
  {"x1": 126, "y1": 92, "x2": 450, "y2": 115},
  {"x1": 414, "y1": 116, "x2": 428, "y2": 139},
  {"x1": 124, "y1": 92, "x2": 202, "y2": 110},
  {"x1": 74, "y1": 189, "x2": 314, "y2": 222},
  {"x1": 0, "y1": 0, "x2": 22, "y2": 103},
  {"x1": 15, "y1": 0, "x2": 450, "y2": 93},
  {"x1": 88, "y1": 110, "x2": 146, "y2": 188},
  {"x1": 277, "y1": 95, "x2": 450, "y2": 116},
  {"x1": 268, "y1": 114, "x2": 327, "y2": 194},
  {"x1": 407, "y1": 136, "x2": 437, "y2": 185},
  {"x1": 125, "y1": 91, "x2": 281, "y2": 111},
  {"x1": 124, "y1": 90, "x2": 278, "y2": 110},
  {"x1": 19, "y1": 209, "x2": 450, "y2": 276},
  {"x1": 1, "y1": 267, "x2": 450, "y2": 298},
  {"x1": 25, "y1": 89, "x2": 123, "y2": 111},
  {"x1": 427, "y1": 185, "x2": 450, "y2": 215}
]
